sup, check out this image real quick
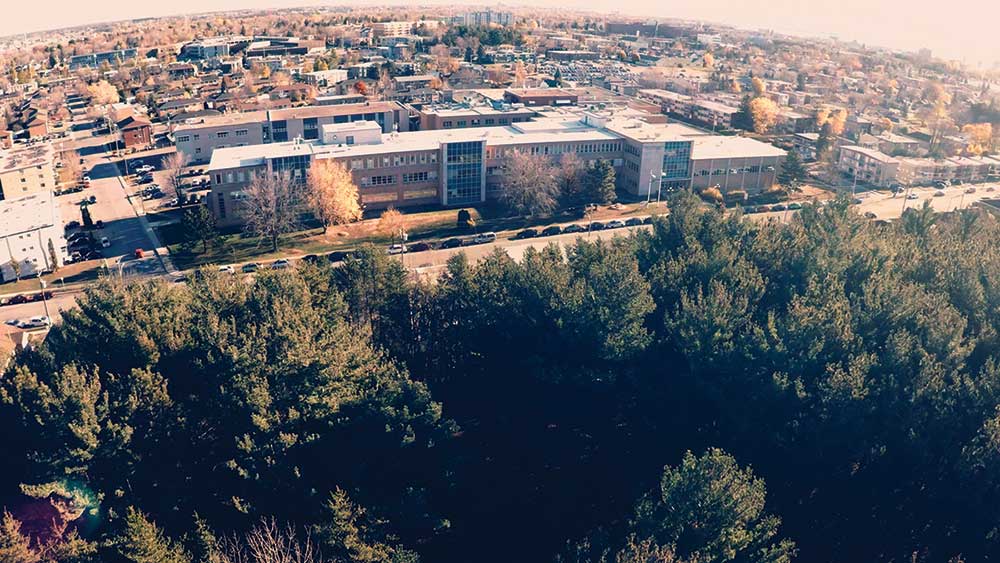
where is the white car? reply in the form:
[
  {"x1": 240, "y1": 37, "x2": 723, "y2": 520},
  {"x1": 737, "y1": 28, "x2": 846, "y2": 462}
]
[
  {"x1": 100, "y1": 236, "x2": 111, "y2": 248},
  {"x1": 218, "y1": 265, "x2": 235, "y2": 274},
  {"x1": 271, "y1": 259, "x2": 292, "y2": 269},
  {"x1": 82, "y1": 175, "x2": 91, "y2": 184},
  {"x1": 605, "y1": 219, "x2": 626, "y2": 229},
  {"x1": 473, "y1": 232, "x2": 497, "y2": 244},
  {"x1": 387, "y1": 244, "x2": 407, "y2": 255},
  {"x1": 135, "y1": 165, "x2": 154, "y2": 174},
  {"x1": 19, "y1": 316, "x2": 51, "y2": 329}
]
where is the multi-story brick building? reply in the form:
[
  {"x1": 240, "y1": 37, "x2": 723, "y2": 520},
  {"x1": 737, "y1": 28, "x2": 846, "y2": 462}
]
[
  {"x1": 174, "y1": 102, "x2": 411, "y2": 164},
  {"x1": 206, "y1": 111, "x2": 785, "y2": 227}
]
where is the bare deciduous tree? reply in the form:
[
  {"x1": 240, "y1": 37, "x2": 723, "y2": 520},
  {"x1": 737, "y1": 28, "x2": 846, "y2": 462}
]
[
  {"x1": 221, "y1": 519, "x2": 324, "y2": 563},
  {"x1": 60, "y1": 150, "x2": 82, "y2": 186},
  {"x1": 242, "y1": 173, "x2": 302, "y2": 252},
  {"x1": 162, "y1": 151, "x2": 186, "y2": 202},
  {"x1": 499, "y1": 150, "x2": 560, "y2": 217},
  {"x1": 306, "y1": 160, "x2": 363, "y2": 234}
]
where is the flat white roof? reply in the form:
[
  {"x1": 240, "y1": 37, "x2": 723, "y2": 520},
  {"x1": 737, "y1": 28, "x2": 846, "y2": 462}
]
[
  {"x1": 0, "y1": 143, "x2": 54, "y2": 172},
  {"x1": 0, "y1": 191, "x2": 60, "y2": 236},
  {"x1": 692, "y1": 136, "x2": 786, "y2": 161}
]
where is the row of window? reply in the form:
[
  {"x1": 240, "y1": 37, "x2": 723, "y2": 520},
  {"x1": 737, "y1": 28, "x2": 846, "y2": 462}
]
[
  {"x1": 484, "y1": 142, "x2": 624, "y2": 160},
  {"x1": 349, "y1": 151, "x2": 438, "y2": 171},
  {"x1": 440, "y1": 116, "x2": 526, "y2": 128},
  {"x1": 697, "y1": 165, "x2": 776, "y2": 176},
  {"x1": 362, "y1": 174, "x2": 396, "y2": 186},
  {"x1": 402, "y1": 171, "x2": 437, "y2": 184}
]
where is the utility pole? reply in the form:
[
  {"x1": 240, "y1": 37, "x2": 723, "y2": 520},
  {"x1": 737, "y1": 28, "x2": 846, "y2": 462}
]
[{"x1": 38, "y1": 278, "x2": 50, "y2": 322}]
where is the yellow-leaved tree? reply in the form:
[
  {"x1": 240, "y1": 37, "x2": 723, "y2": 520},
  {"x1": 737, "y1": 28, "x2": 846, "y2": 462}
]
[
  {"x1": 306, "y1": 160, "x2": 363, "y2": 234},
  {"x1": 749, "y1": 97, "x2": 778, "y2": 134}
]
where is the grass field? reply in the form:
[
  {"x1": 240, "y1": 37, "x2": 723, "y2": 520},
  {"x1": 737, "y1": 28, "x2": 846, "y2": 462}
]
[{"x1": 158, "y1": 201, "x2": 670, "y2": 270}]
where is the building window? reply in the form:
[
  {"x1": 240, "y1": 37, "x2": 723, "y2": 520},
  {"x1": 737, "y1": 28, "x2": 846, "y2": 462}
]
[
  {"x1": 217, "y1": 192, "x2": 226, "y2": 218},
  {"x1": 367, "y1": 174, "x2": 396, "y2": 186},
  {"x1": 177, "y1": 135, "x2": 191, "y2": 142},
  {"x1": 217, "y1": 131, "x2": 230, "y2": 138},
  {"x1": 236, "y1": 129, "x2": 248, "y2": 137}
]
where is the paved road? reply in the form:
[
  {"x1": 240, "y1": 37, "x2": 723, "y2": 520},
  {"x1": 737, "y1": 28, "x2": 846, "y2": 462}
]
[
  {"x1": 0, "y1": 291, "x2": 79, "y2": 329},
  {"x1": 749, "y1": 183, "x2": 1000, "y2": 223}
]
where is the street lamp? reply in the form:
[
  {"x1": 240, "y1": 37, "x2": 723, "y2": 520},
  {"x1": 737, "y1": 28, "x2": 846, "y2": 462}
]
[{"x1": 38, "y1": 279, "x2": 50, "y2": 323}]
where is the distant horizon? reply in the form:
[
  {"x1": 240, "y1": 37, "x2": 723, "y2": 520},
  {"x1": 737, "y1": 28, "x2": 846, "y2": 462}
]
[{"x1": 2, "y1": 0, "x2": 999, "y2": 68}]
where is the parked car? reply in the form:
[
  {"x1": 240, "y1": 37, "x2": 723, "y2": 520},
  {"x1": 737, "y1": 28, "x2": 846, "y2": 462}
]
[
  {"x1": 771, "y1": 204, "x2": 787, "y2": 211},
  {"x1": 966, "y1": 187, "x2": 977, "y2": 194},
  {"x1": 409, "y1": 242, "x2": 432, "y2": 252},
  {"x1": 135, "y1": 165, "x2": 154, "y2": 174},
  {"x1": 541, "y1": 226, "x2": 563, "y2": 237},
  {"x1": 271, "y1": 259, "x2": 292, "y2": 269},
  {"x1": 88, "y1": 195, "x2": 97, "y2": 204},
  {"x1": 934, "y1": 190, "x2": 946, "y2": 197},
  {"x1": 82, "y1": 175, "x2": 91, "y2": 184},
  {"x1": 134, "y1": 248, "x2": 145, "y2": 258},
  {"x1": 589, "y1": 222, "x2": 606, "y2": 231},
  {"x1": 440, "y1": 238, "x2": 462, "y2": 249},
  {"x1": 241, "y1": 262, "x2": 260, "y2": 273},
  {"x1": 327, "y1": 251, "x2": 351, "y2": 263},
  {"x1": 65, "y1": 220, "x2": 80, "y2": 230},
  {"x1": 387, "y1": 244, "x2": 407, "y2": 255},
  {"x1": 217, "y1": 265, "x2": 235, "y2": 275},
  {"x1": 100, "y1": 237, "x2": 110, "y2": 248},
  {"x1": 605, "y1": 219, "x2": 626, "y2": 229},
  {"x1": 515, "y1": 229, "x2": 538, "y2": 239},
  {"x1": 625, "y1": 217, "x2": 644, "y2": 227},
  {"x1": 864, "y1": 211, "x2": 878, "y2": 219},
  {"x1": 787, "y1": 202, "x2": 803, "y2": 210},
  {"x1": 907, "y1": 193, "x2": 920, "y2": 200},
  {"x1": 473, "y1": 232, "x2": 497, "y2": 244},
  {"x1": 95, "y1": 220, "x2": 104, "y2": 229},
  {"x1": 19, "y1": 316, "x2": 51, "y2": 329},
  {"x1": 301, "y1": 254, "x2": 321, "y2": 264},
  {"x1": 563, "y1": 224, "x2": 586, "y2": 234},
  {"x1": 743, "y1": 206, "x2": 758, "y2": 214}
]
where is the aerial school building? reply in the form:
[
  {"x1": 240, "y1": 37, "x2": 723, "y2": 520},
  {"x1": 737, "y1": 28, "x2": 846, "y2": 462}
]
[{"x1": 206, "y1": 110, "x2": 785, "y2": 227}]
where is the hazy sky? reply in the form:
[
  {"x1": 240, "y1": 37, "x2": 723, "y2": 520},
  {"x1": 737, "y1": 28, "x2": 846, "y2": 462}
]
[{"x1": 3, "y1": 0, "x2": 999, "y2": 67}]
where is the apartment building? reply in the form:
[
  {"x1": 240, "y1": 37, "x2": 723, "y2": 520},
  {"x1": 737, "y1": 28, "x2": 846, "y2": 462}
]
[
  {"x1": 452, "y1": 11, "x2": 513, "y2": 26},
  {"x1": 301, "y1": 70, "x2": 349, "y2": 87},
  {"x1": 174, "y1": 102, "x2": 411, "y2": 164},
  {"x1": 689, "y1": 100, "x2": 739, "y2": 129},
  {"x1": 206, "y1": 111, "x2": 786, "y2": 226},
  {"x1": 838, "y1": 146, "x2": 900, "y2": 187},
  {"x1": 0, "y1": 191, "x2": 65, "y2": 282},
  {"x1": 371, "y1": 21, "x2": 416, "y2": 38},
  {"x1": 68, "y1": 48, "x2": 137, "y2": 69},
  {"x1": 0, "y1": 143, "x2": 56, "y2": 200},
  {"x1": 897, "y1": 155, "x2": 1000, "y2": 186}
]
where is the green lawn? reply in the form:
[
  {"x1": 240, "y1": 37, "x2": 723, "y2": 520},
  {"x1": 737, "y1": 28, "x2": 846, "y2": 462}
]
[
  {"x1": 0, "y1": 262, "x2": 106, "y2": 295},
  {"x1": 157, "y1": 202, "x2": 668, "y2": 271}
]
